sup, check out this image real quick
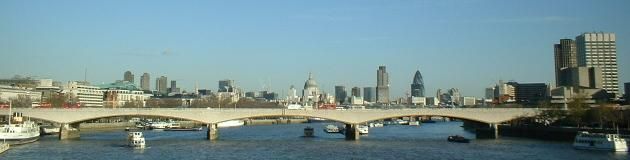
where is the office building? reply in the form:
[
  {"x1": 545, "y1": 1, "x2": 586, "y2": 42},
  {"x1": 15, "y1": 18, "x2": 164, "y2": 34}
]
[
  {"x1": 376, "y1": 66, "x2": 390, "y2": 103},
  {"x1": 410, "y1": 70, "x2": 425, "y2": 97},
  {"x1": 554, "y1": 39, "x2": 578, "y2": 86},
  {"x1": 140, "y1": 73, "x2": 150, "y2": 91},
  {"x1": 335, "y1": 85, "x2": 347, "y2": 104},
  {"x1": 507, "y1": 82, "x2": 549, "y2": 105},
  {"x1": 624, "y1": 82, "x2": 629, "y2": 103},
  {"x1": 351, "y1": 87, "x2": 361, "y2": 97},
  {"x1": 124, "y1": 71, "x2": 134, "y2": 83},
  {"x1": 576, "y1": 32, "x2": 619, "y2": 96},
  {"x1": 63, "y1": 81, "x2": 104, "y2": 107},
  {"x1": 169, "y1": 80, "x2": 180, "y2": 93},
  {"x1": 363, "y1": 87, "x2": 376, "y2": 102},
  {"x1": 156, "y1": 76, "x2": 168, "y2": 95},
  {"x1": 560, "y1": 67, "x2": 603, "y2": 88},
  {"x1": 218, "y1": 80, "x2": 235, "y2": 92}
]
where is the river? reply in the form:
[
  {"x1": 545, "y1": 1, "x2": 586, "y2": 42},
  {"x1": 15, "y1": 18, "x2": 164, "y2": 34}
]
[{"x1": 1, "y1": 121, "x2": 628, "y2": 160}]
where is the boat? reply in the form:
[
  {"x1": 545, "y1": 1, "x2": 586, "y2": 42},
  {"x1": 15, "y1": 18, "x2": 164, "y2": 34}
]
[
  {"x1": 148, "y1": 122, "x2": 169, "y2": 130},
  {"x1": 408, "y1": 121, "x2": 420, "y2": 126},
  {"x1": 1, "y1": 105, "x2": 40, "y2": 145},
  {"x1": 358, "y1": 125, "x2": 369, "y2": 134},
  {"x1": 396, "y1": 119, "x2": 409, "y2": 125},
  {"x1": 324, "y1": 125, "x2": 340, "y2": 133},
  {"x1": 573, "y1": 131, "x2": 628, "y2": 152},
  {"x1": 303, "y1": 126, "x2": 314, "y2": 137},
  {"x1": 167, "y1": 123, "x2": 181, "y2": 129},
  {"x1": 127, "y1": 132, "x2": 146, "y2": 148},
  {"x1": 217, "y1": 120, "x2": 245, "y2": 128},
  {"x1": 448, "y1": 135, "x2": 470, "y2": 143},
  {"x1": 308, "y1": 117, "x2": 328, "y2": 123},
  {"x1": 165, "y1": 127, "x2": 203, "y2": 131},
  {"x1": 369, "y1": 122, "x2": 384, "y2": 128},
  {"x1": 40, "y1": 126, "x2": 60, "y2": 135}
]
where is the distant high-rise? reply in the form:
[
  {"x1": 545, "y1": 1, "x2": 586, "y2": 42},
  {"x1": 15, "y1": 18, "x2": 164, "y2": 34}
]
[
  {"x1": 335, "y1": 86, "x2": 347, "y2": 104},
  {"x1": 625, "y1": 82, "x2": 629, "y2": 103},
  {"x1": 140, "y1": 73, "x2": 150, "y2": 91},
  {"x1": 351, "y1": 87, "x2": 361, "y2": 97},
  {"x1": 554, "y1": 39, "x2": 578, "y2": 86},
  {"x1": 576, "y1": 32, "x2": 619, "y2": 96},
  {"x1": 170, "y1": 80, "x2": 178, "y2": 93},
  {"x1": 410, "y1": 70, "x2": 425, "y2": 97},
  {"x1": 124, "y1": 71, "x2": 134, "y2": 83},
  {"x1": 363, "y1": 87, "x2": 376, "y2": 102},
  {"x1": 218, "y1": 80, "x2": 235, "y2": 92},
  {"x1": 376, "y1": 66, "x2": 390, "y2": 103},
  {"x1": 156, "y1": 76, "x2": 167, "y2": 95}
]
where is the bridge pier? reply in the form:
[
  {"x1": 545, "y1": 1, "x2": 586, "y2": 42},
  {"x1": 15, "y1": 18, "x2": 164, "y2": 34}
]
[
  {"x1": 344, "y1": 124, "x2": 360, "y2": 140},
  {"x1": 207, "y1": 123, "x2": 218, "y2": 140},
  {"x1": 59, "y1": 123, "x2": 80, "y2": 140},
  {"x1": 475, "y1": 123, "x2": 499, "y2": 139}
]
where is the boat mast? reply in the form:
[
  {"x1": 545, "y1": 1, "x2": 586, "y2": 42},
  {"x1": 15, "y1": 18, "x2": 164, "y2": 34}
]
[{"x1": 8, "y1": 101, "x2": 11, "y2": 126}]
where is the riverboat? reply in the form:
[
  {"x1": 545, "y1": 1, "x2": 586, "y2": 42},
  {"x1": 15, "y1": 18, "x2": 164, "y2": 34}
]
[
  {"x1": 358, "y1": 125, "x2": 369, "y2": 134},
  {"x1": 324, "y1": 125, "x2": 340, "y2": 133},
  {"x1": 1, "y1": 104, "x2": 40, "y2": 145},
  {"x1": 573, "y1": 131, "x2": 627, "y2": 152},
  {"x1": 127, "y1": 132, "x2": 146, "y2": 148},
  {"x1": 304, "y1": 127, "x2": 314, "y2": 137},
  {"x1": 447, "y1": 135, "x2": 470, "y2": 143}
]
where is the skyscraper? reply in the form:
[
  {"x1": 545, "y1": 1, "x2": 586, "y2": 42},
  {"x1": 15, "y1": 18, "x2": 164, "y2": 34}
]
[
  {"x1": 170, "y1": 80, "x2": 179, "y2": 93},
  {"x1": 363, "y1": 87, "x2": 376, "y2": 102},
  {"x1": 410, "y1": 70, "x2": 425, "y2": 97},
  {"x1": 124, "y1": 71, "x2": 134, "y2": 83},
  {"x1": 335, "y1": 86, "x2": 347, "y2": 104},
  {"x1": 218, "y1": 80, "x2": 235, "y2": 92},
  {"x1": 351, "y1": 87, "x2": 361, "y2": 97},
  {"x1": 554, "y1": 39, "x2": 578, "y2": 86},
  {"x1": 140, "y1": 73, "x2": 150, "y2": 91},
  {"x1": 576, "y1": 32, "x2": 619, "y2": 96},
  {"x1": 156, "y1": 76, "x2": 167, "y2": 95},
  {"x1": 376, "y1": 66, "x2": 389, "y2": 103}
]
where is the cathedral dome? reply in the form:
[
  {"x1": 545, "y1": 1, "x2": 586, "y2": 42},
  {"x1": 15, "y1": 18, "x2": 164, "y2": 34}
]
[{"x1": 303, "y1": 73, "x2": 318, "y2": 89}]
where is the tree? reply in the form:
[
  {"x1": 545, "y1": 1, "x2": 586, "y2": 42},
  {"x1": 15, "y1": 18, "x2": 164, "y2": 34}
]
[
  {"x1": 11, "y1": 94, "x2": 33, "y2": 108},
  {"x1": 567, "y1": 94, "x2": 589, "y2": 128}
]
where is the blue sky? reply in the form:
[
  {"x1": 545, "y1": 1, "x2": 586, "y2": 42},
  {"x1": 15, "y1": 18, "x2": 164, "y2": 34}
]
[{"x1": 1, "y1": 0, "x2": 629, "y2": 98}]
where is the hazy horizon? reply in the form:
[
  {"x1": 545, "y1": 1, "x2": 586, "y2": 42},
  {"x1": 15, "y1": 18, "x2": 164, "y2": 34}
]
[{"x1": 1, "y1": 0, "x2": 629, "y2": 98}]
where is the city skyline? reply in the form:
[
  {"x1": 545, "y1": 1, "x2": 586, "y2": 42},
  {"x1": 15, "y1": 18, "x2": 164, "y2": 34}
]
[{"x1": 1, "y1": 0, "x2": 629, "y2": 98}]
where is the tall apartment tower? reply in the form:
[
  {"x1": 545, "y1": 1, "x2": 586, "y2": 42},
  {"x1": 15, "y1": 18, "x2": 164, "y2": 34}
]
[
  {"x1": 124, "y1": 71, "x2": 134, "y2": 83},
  {"x1": 140, "y1": 73, "x2": 150, "y2": 91},
  {"x1": 576, "y1": 32, "x2": 619, "y2": 96},
  {"x1": 411, "y1": 70, "x2": 425, "y2": 97},
  {"x1": 376, "y1": 66, "x2": 390, "y2": 103},
  {"x1": 156, "y1": 76, "x2": 168, "y2": 95},
  {"x1": 554, "y1": 39, "x2": 578, "y2": 86}
]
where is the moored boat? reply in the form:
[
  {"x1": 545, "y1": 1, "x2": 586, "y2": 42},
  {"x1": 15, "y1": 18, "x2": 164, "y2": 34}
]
[
  {"x1": 358, "y1": 125, "x2": 369, "y2": 135},
  {"x1": 324, "y1": 125, "x2": 340, "y2": 133},
  {"x1": 1, "y1": 110, "x2": 40, "y2": 145},
  {"x1": 165, "y1": 127, "x2": 203, "y2": 131},
  {"x1": 217, "y1": 120, "x2": 245, "y2": 128},
  {"x1": 573, "y1": 131, "x2": 627, "y2": 152}
]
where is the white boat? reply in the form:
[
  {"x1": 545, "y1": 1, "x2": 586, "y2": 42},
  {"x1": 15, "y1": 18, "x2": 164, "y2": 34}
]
[
  {"x1": 324, "y1": 125, "x2": 340, "y2": 133},
  {"x1": 167, "y1": 123, "x2": 181, "y2": 129},
  {"x1": 217, "y1": 120, "x2": 245, "y2": 128},
  {"x1": 368, "y1": 122, "x2": 384, "y2": 128},
  {"x1": 127, "y1": 132, "x2": 146, "y2": 148},
  {"x1": 358, "y1": 125, "x2": 369, "y2": 134},
  {"x1": 1, "y1": 108, "x2": 40, "y2": 145},
  {"x1": 408, "y1": 121, "x2": 420, "y2": 126},
  {"x1": 148, "y1": 122, "x2": 169, "y2": 130},
  {"x1": 573, "y1": 131, "x2": 628, "y2": 152},
  {"x1": 41, "y1": 126, "x2": 60, "y2": 135},
  {"x1": 396, "y1": 119, "x2": 409, "y2": 125},
  {"x1": 286, "y1": 104, "x2": 304, "y2": 110}
]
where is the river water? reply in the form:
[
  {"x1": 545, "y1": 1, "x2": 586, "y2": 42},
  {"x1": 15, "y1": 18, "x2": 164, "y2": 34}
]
[{"x1": 1, "y1": 122, "x2": 628, "y2": 160}]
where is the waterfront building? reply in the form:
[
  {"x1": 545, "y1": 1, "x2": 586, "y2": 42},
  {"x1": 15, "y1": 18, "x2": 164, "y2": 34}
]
[
  {"x1": 302, "y1": 73, "x2": 320, "y2": 107},
  {"x1": 493, "y1": 81, "x2": 515, "y2": 103},
  {"x1": 411, "y1": 70, "x2": 425, "y2": 97},
  {"x1": 363, "y1": 87, "x2": 376, "y2": 102},
  {"x1": 409, "y1": 97, "x2": 426, "y2": 106},
  {"x1": 448, "y1": 88, "x2": 461, "y2": 106},
  {"x1": 376, "y1": 66, "x2": 390, "y2": 104},
  {"x1": 554, "y1": 39, "x2": 578, "y2": 86},
  {"x1": 124, "y1": 71, "x2": 134, "y2": 83},
  {"x1": 156, "y1": 76, "x2": 168, "y2": 95},
  {"x1": 550, "y1": 86, "x2": 609, "y2": 109},
  {"x1": 425, "y1": 97, "x2": 439, "y2": 106},
  {"x1": 0, "y1": 85, "x2": 42, "y2": 107},
  {"x1": 460, "y1": 97, "x2": 476, "y2": 106},
  {"x1": 576, "y1": 32, "x2": 619, "y2": 96},
  {"x1": 485, "y1": 87, "x2": 495, "y2": 100},
  {"x1": 218, "y1": 80, "x2": 235, "y2": 92},
  {"x1": 560, "y1": 67, "x2": 603, "y2": 89},
  {"x1": 506, "y1": 82, "x2": 549, "y2": 105},
  {"x1": 62, "y1": 81, "x2": 103, "y2": 107},
  {"x1": 98, "y1": 81, "x2": 150, "y2": 108},
  {"x1": 140, "y1": 73, "x2": 150, "y2": 91},
  {"x1": 350, "y1": 96, "x2": 364, "y2": 105},
  {"x1": 245, "y1": 92, "x2": 256, "y2": 98},
  {"x1": 335, "y1": 86, "x2": 347, "y2": 104}
]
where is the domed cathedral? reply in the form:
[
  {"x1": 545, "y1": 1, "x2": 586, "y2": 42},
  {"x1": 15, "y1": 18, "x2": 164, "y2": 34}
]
[{"x1": 302, "y1": 72, "x2": 320, "y2": 108}]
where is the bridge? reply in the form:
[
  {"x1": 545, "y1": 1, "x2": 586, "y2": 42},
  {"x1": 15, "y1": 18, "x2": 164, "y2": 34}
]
[{"x1": 5, "y1": 108, "x2": 541, "y2": 140}]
